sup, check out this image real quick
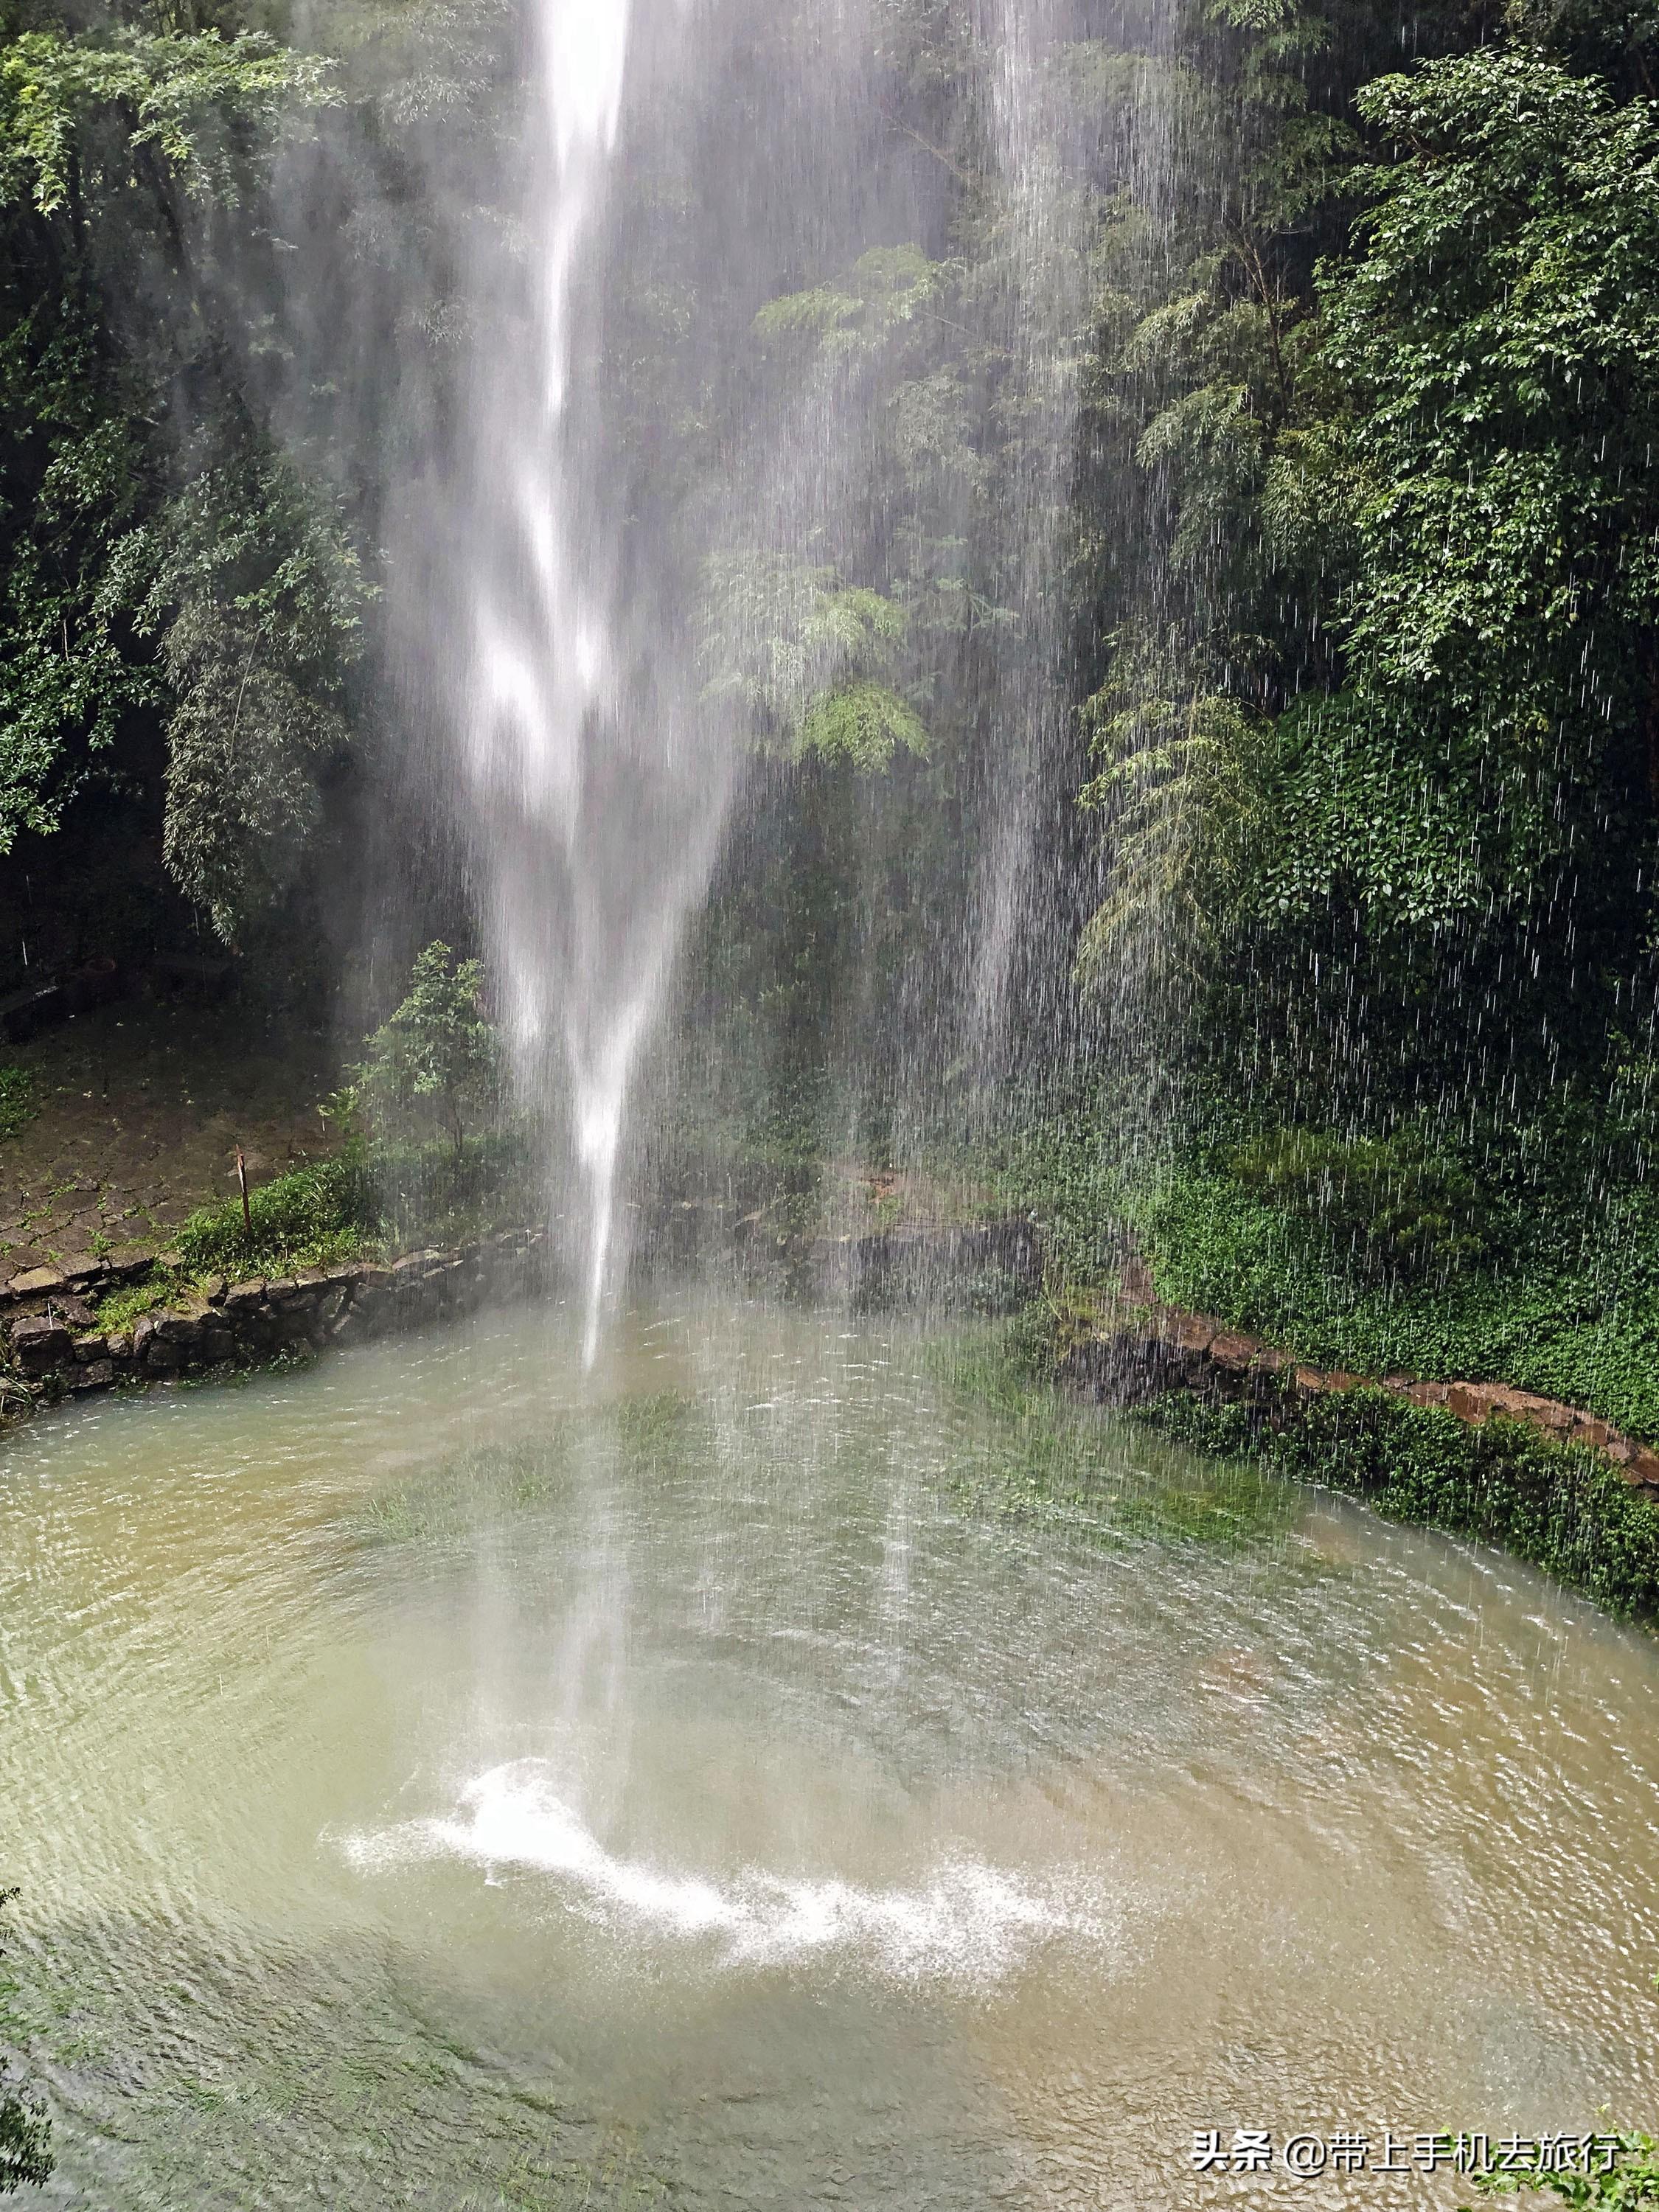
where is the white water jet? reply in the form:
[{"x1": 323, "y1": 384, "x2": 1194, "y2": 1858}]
[
  {"x1": 457, "y1": 0, "x2": 726, "y2": 1365},
  {"x1": 408, "y1": 0, "x2": 1103, "y2": 1357}
]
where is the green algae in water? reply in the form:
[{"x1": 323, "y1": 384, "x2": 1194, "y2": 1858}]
[{"x1": 927, "y1": 1321, "x2": 1300, "y2": 1553}]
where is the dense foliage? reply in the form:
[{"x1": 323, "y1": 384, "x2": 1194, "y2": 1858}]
[
  {"x1": 1144, "y1": 1388, "x2": 1659, "y2": 1623},
  {"x1": 0, "y1": 0, "x2": 361, "y2": 961}
]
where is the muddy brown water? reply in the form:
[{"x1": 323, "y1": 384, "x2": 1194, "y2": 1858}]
[{"x1": 3, "y1": 1295, "x2": 1656, "y2": 2208}]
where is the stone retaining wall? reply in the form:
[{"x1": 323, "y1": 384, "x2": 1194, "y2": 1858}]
[
  {"x1": 0, "y1": 1228, "x2": 551, "y2": 1421},
  {"x1": 1065, "y1": 1271, "x2": 1659, "y2": 1504}
]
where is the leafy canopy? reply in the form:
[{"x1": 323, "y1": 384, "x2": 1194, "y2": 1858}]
[
  {"x1": 0, "y1": 28, "x2": 335, "y2": 216},
  {"x1": 1271, "y1": 46, "x2": 1659, "y2": 928}
]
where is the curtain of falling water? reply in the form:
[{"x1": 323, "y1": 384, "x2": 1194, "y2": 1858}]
[
  {"x1": 453, "y1": 0, "x2": 734, "y2": 1364},
  {"x1": 276, "y1": 0, "x2": 1150, "y2": 1342}
]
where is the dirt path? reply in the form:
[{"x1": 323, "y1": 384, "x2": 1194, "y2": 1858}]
[{"x1": 0, "y1": 999, "x2": 341, "y2": 1276}]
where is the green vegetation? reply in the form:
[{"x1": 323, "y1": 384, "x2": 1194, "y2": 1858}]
[
  {"x1": 73, "y1": 942, "x2": 521, "y2": 1315},
  {"x1": 974, "y1": 1084, "x2": 1659, "y2": 1445},
  {"x1": 1040, "y1": 0, "x2": 1659, "y2": 1487},
  {"x1": 0, "y1": 1890, "x2": 52, "y2": 2197},
  {"x1": 1136, "y1": 1144, "x2": 1659, "y2": 1443},
  {"x1": 173, "y1": 1151, "x2": 374, "y2": 1276},
  {"x1": 0, "y1": 1066, "x2": 30, "y2": 1141},
  {"x1": 1463, "y1": 2134, "x2": 1659, "y2": 2204},
  {"x1": 346, "y1": 942, "x2": 502, "y2": 1158},
  {"x1": 1144, "y1": 1388, "x2": 1659, "y2": 1622},
  {"x1": 0, "y1": 1, "x2": 357, "y2": 949}
]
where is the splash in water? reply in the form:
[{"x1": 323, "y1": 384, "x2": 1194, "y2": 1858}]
[{"x1": 342, "y1": 1759, "x2": 1109, "y2": 1981}]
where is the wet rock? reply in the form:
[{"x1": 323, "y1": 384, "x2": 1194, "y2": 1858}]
[
  {"x1": 156, "y1": 1301, "x2": 209, "y2": 1354},
  {"x1": 1169, "y1": 1315, "x2": 1215, "y2": 1355},
  {"x1": 70, "y1": 1360, "x2": 114, "y2": 1391},
  {"x1": 10, "y1": 1315, "x2": 72, "y2": 1371},
  {"x1": 1447, "y1": 1384, "x2": 1494, "y2": 1422},
  {"x1": 1208, "y1": 1332, "x2": 1256, "y2": 1371},
  {"x1": 72, "y1": 1332, "x2": 107, "y2": 1361},
  {"x1": 106, "y1": 1330, "x2": 133, "y2": 1362}
]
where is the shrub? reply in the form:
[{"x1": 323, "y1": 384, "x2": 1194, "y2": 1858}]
[
  {"x1": 1227, "y1": 1124, "x2": 1489, "y2": 1281},
  {"x1": 1463, "y1": 2132, "x2": 1659, "y2": 2203},
  {"x1": 0, "y1": 1068, "x2": 32, "y2": 1144}
]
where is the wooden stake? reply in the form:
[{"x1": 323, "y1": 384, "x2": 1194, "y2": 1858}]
[{"x1": 236, "y1": 1147, "x2": 253, "y2": 1244}]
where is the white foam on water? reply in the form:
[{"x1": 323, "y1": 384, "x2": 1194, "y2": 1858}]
[{"x1": 342, "y1": 1758, "x2": 1107, "y2": 1982}]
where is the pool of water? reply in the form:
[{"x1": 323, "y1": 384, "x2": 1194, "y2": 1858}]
[{"x1": 3, "y1": 1294, "x2": 1657, "y2": 2207}]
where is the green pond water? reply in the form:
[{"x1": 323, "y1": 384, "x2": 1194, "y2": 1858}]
[{"x1": 2, "y1": 1293, "x2": 1657, "y2": 2208}]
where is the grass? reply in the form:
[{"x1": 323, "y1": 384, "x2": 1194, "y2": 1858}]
[
  {"x1": 174, "y1": 1151, "x2": 379, "y2": 1276},
  {"x1": 976, "y1": 1091, "x2": 1659, "y2": 1445},
  {"x1": 94, "y1": 1276, "x2": 177, "y2": 1332},
  {"x1": 0, "y1": 1064, "x2": 35, "y2": 1141},
  {"x1": 966, "y1": 1096, "x2": 1659, "y2": 1618}
]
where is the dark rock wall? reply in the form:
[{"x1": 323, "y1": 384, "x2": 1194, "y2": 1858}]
[{"x1": 1, "y1": 1230, "x2": 552, "y2": 1419}]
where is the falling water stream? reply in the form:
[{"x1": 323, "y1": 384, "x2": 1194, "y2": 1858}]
[
  {"x1": 417, "y1": 0, "x2": 1100, "y2": 1343},
  {"x1": 4, "y1": 1297, "x2": 1658, "y2": 2207},
  {"x1": 455, "y1": 0, "x2": 698, "y2": 1364}
]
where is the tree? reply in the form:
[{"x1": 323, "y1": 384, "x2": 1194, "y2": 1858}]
[
  {"x1": 1272, "y1": 46, "x2": 1659, "y2": 934},
  {"x1": 0, "y1": 11, "x2": 358, "y2": 942},
  {"x1": 352, "y1": 942, "x2": 501, "y2": 1155}
]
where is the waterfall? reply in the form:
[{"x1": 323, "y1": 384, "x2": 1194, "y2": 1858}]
[
  {"x1": 328, "y1": 0, "x2": 1110, "y2": 1354},
  {"x1": 454, "y1": 0, "x2": 730, "y2": 1365}
]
